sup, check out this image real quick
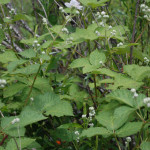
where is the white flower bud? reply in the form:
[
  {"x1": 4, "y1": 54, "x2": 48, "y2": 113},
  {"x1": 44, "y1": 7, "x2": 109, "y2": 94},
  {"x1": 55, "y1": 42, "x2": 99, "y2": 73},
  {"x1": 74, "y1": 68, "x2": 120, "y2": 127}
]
[
  {"x1": 126, "y1": 137, "x2": 131, "y2": 142},
  {"x1": 131, "y1": 88, "x2": 136, "y2": 93}
]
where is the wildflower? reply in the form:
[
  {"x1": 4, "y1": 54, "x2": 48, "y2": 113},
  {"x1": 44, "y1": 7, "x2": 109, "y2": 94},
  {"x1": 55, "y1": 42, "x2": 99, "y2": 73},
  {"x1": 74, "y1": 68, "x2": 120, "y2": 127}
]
[
  {"x1": 143, "y1": 97, "x2": 150, "y2": 104},
  {"x1": 0, "y1": 85, "x2": 5, "y2": 88},
  {"x1": 117, "y1": 42, "x2": 123, "y2": 47},
  {"x1": 147, "y1": 103, "x2": 150, "y2": 108},
  {"x1": 126, "y1": 137, "x2": 131, "y2": 142},
  {"x1": 6, "y1": 17, "x2": 11, "y2": 19},
  {"x1": 108, "y1": 25, "x2": 112, "y2": 30},
  {"x1": 92, "y1": 21, "x2": 95, "y2": 24},
  {"x1": 101, "y1": 11, "x2": 106, "y2": 15},
  {"x1": 42, "y1": 51, "x2": 46, "y2": 54},
  {"x1": 76, "y1": 10, "x2": 80, "y2": 14},
  {"x1": 42, "y1": 18, "x2": 47, "y2": 25},
  {"x1": 30, "y1": 97, "x2": 34, "y2": 101},
  {"x1": 89, "y1": 107, "x2": 94, "y2": 110},
  {"x1": 75, "y1": 131, "x2": 79, "y2": 135},
  {"x1": 34, "y1": 40, "x2": 38, "y2": 44},
  {"x1": 66, "y1": 15, "x2": 72, "y2": 22},
  {"x1": 99, "y1": 21, "x2": 105, "y2": 27},
  {"x1": 131, "y1": 88, "x2": 136, "y2": 93},
  {"x1": 111, "y1": 30, "x2": 116, "y2": 36},
  {"x1": 89, "y1": 123, "x2": 94, "y2": 127},
  {"x1": 62, "y1": 28, "x2": 69, "y2": 34},
  {"x1": 140, "y1": 4, "x2": 145, "y2": 8},
  {"x1": 65, "y1": 0, "x2": 83, "y2": 10},
  {"x1": 76, "y1": 137, "x2": 80, "y2": 142},
  {"x1": 95, "y1": 30, "x2": 100, "y2": 36},
  {"x1": 144, "y1": 15, "x2": 148, "y2": 19},
  {"x1": 56, "y1": 140, "x2": 61, "y2": 145},
  {"x1": 37, "y1": 44, "x2": 40, "y2": 47},
  {"x1": 103, "y1": 15, "x2": 109, "y2": 18},
  {"x1": 82, "y1": 114, "x2": 86, "y2": 118},
  {"x1": 99, "y1": 61, "x2": 103, "y2": 64},
  {"x1": 133, "y1": 92, "x2": 138, "y2": 98},
  {"x1": 11, "y1": 118, "x2": 20, "y2": 124}
]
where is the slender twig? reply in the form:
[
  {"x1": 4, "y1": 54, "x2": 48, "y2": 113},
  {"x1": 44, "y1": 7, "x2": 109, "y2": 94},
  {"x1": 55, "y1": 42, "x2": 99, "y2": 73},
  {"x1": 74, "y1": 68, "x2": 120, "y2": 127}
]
[
  {"x1": 24, "y1": 64, "x2": 42, "y2": 105},
  {"x1": 130, "y1": 0, "x2": 140, "y2": 64}
]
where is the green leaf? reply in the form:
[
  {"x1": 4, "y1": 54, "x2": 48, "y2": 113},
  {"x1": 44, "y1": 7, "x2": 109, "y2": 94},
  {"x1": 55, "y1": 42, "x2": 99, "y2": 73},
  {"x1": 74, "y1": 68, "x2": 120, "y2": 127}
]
[
  {"x1": 106, "y1": 89, "x2": 134, "y2": 107},
  {"x1": 80, "y1": 127, "x2": 112, "y2": 138},
  {"x1": 12, "y1": 64, "x2": 40, "y2": 75},
  {"x1": 6, "y1": 138, "x2": 35, "y2": 150},
  {"x1": 124, "y1": 65, "x2": 150, "y2": 81},
  {"x1": 140, "y1": 142, "x2": 150, "y2": 150},
  {"x1": 0, "y1": 51, "x2": 18, "y2": 63},
  {"x1": 1, "y1": 116, "x2": 25, "y2": 137},
  {"x1": 3, "y1": 83, "x2": 26, "y2": 98},
  {"x1": 33, "y1": 92, "x2": 73, "y2": 117},
  {"x1": 0, "y1": 0, "x2": 10, "y2": 4},
  {"x1": 80, "y1": 0, "x2": 109, "y2": 8},
  {"x1": 19, "y1": 106, "x2": 47, "y2": 126},
  {"x1": 19, "y1": 49, "x2": 36, "y2": 58},
  {"x1": 96, "y1": 106, "x2": 134, "y2": 131},
  {"x1": 45, "y1": 101, "x2": 74, "y2": 117},
  {"x1": 13, "y1": 14, "x2": 30, "y2": 22},
  {"x1": 70, "y1": 58, "x2": 90, "y2": 68},
  {"x1": 89, "y1": 49, "x2": 106, "y2": 66},
  {"x1": 116, "y1": 122, "x2": 143, "y2": 137},
  {"x1": 0, "y1": 29, "x2": 5, "y2": 43}
]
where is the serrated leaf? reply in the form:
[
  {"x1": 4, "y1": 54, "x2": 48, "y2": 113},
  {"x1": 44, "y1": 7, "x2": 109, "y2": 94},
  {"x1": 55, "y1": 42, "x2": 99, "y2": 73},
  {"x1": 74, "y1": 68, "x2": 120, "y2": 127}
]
[
  {"x1": 12, "y1": 64, "x2": 40, "y2": 75},
  {"x1": 6, "y1": 138, "x2": 35, "y2": 150},
  {"x1": 3, "y1": 83, "x2": 26, "y2": 98},
  {"x1": 19, "y1": 49, "x2": 36, "y2": 58},
  {"x1": 70, "y1": 58, "x2": 90, "y2": 68},
  {"x1": 124, "y1": 65, "x2": 150, "y2": 81},
  {"x1": 116, "y1": 122, "x2": 143, "y2": 137},
  {"x1": 0, "y1": 0, "x2": 10, "y2": 4},
  {"x1": 0, "y1": 51, "x2": 18, "y2": 63},
  {"x1": 80, "y1": 127, "x2": 112, "y2": 138},
  {"x1": 90, "y1": 49, "x2": 106, "y2": 66},
  {"x1": 33, "y1": 92, "x2": 73, "y2": 117},
  {"x1": 140, "y1": 142, "x2": 150, "y2": 150},
  {"x1": 106, "y1": 89, "x2": 134, "y2": 107}
]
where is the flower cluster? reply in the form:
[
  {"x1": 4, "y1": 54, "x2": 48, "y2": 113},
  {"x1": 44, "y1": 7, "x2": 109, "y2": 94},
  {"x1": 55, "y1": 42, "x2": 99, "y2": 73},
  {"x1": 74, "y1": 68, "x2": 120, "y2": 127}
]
[
  {"x1": 62, "y1": 28, "x2": 69, "y2": 34},
  {"x1": 65, "y1": 0, "x2": 83, "y2": 10},
  {"x1": 59, "y1": 7, "x2": 65, "y2": 13},
  {"x1": 95, "y1": 11, "x2": 109, "y2": 21},
  {"x1": 88, "y1": 107, "x2": 95, "y2": 127},
  {"x1": 111, "y1": 30, "x2": 116, "y2": 36},
  {"x1": 33, "y1": 40, "x2": 40, "y2": 47},
  {"x1": 95, "y1": 30, "x2": 100, "y2": 36},
  {"x1": 143, "y1": 97, "x2": 150, "y2": 107},
  {"x1": 11, "y1": 118, "x2": 20, "y2": 124},
  {"x1": 131, "y1": 88, "x2": 138, "y2": 98},
  {"x1": 140, "y1": 4, "x2": 150, "y2": 21},
  {"x1": 9, "y1": 8, "x2": 15, "y2": 14},
  {"x1": 65, "y1": 15, "x2": 72, "y2": 22},
  {"x1": 66, "y1": 37, "x2": 73, "y2": 44},
  {"x1": 74, "y1": 131, "x2": 80, "y2": 142},
  {"x1": 42, "y1": 18, "x2": 48, "y2": 25},
  {"x1": 117, "y1": 42, "x2": 123, "y2": 47},
  {"x1": 0, "y1": 79, "x2": 7, "y2": 88},
  {"x1": 144, "y1": 57, "x2": 149, "y2": 64}
]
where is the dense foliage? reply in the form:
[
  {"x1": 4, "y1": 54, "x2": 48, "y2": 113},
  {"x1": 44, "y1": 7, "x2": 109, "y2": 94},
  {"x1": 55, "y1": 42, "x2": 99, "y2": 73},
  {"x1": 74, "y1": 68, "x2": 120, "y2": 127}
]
[{"x1": 0, "y1": 0, "x2": 150, "y2": 149}]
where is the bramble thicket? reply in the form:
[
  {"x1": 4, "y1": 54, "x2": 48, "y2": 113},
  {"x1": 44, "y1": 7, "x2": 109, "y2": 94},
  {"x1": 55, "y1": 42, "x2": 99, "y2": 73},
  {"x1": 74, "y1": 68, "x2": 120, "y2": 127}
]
[{"x1": 0, "y1": 0, "x2": 150, "y2": 150}]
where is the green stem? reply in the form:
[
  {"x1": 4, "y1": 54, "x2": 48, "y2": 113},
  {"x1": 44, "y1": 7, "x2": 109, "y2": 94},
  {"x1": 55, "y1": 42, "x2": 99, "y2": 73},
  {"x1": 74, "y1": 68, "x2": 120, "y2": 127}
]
[
  {"x1": 95, "y1": 135, "x2": 98, "y2": 150},
  {"x1": 114, "y1": 133, "x2": 121, "y2": 150}
]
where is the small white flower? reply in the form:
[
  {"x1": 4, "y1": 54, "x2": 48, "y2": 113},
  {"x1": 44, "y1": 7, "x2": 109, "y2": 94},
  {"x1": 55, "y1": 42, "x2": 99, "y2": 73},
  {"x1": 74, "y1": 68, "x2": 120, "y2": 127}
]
[
  {"x1": 30, "y1": 97, "x2": 34, "y2": 101},
  {"x1": 147, "y1": 103, "x2": 150, "y2": 108},
  {"x1": 76, "y1": 10, "x2": 80, "y2": 14},
  {"x1": 11, "y1": 118, "x2": 20, "y2": 124},
  {"x1": 89, "y1": 107, "x2": 94, "y2": 110},
  {"x1": 95, "y1": 30, "x2": 100, "y2": 36},
  {"x1": 133, "y1": 92, "x2": 138, "y2": 98},
  {"x1": 0, "y1": 85, "x2": 5, "y2": 88},
  {"x1": 117, "y1": 42, "x2": 123, "y2": 47},
  {"x1": 101, "y1": 11, "x2": 106, "y2": 15},
  {"x1": 140, "y1": 4, "x2": 145, "y2": 8},
  {"x1": 103, "y1": 15, "x2": 109, "y2": 18},
  {"x1": 65, "y1": 0, "x2": 83, "y2": 10},
  {"x1": 92, "y1": 21, "x2": 95, "y2": 24},
  {"x1": 66, "y1": 15, "x2": 71, "y2": 22},
  {"x1": 99, "y1": 61, "x2": 103, "y2": 64},
  {"x1": 37, "y1": 44, "x2": 40, "y2": 47},
  {"x1": 59, "y1": 7, "x2": 63, "y2": 10},
  {"x1": 6, "y1": 17, "x2": 11, "y2": 19},
  {"x1": 89, "y1": 123, "x2": 94, "y2": 127},
  {"x1": 1, "y1": 79, "x2": 6, "y2": 84},
  {"x1": 126, "y1": 137, "x2": 131, "y2": 142},
  {"x1": 42, "y1": 51, "x2": 46, "y2": 54},
  {"x1": 99, "y1": 21, "x2": 105, "y2": 27},
  {"x1": 42, "y1": 18, "x2": 47, "y2": 24},
  {"x1": 108, "y1": 25, "x2": 112, "y2": 30},
  {"x1": 131, "y1": 88, "x2": 136, "y2": 93},
  {"x1": 34, "y1": 40, "x2": 38, "y2": 44},
  {"x1": 75, "y1": 131, "x2": 79, "y2": 135},
  {"x1": 82, "y1": 114, "x2": 86, "y2": 118},
  {"x1": 144, "y1": 15, "x2": 148, "y2": 19}
]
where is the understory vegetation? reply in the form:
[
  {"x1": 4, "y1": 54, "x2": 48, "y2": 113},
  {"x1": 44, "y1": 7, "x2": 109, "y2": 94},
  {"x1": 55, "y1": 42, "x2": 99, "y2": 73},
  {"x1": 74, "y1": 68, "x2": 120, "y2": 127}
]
[{"x1": 0, "y1": 0, "x2": 150, "y2": 149}]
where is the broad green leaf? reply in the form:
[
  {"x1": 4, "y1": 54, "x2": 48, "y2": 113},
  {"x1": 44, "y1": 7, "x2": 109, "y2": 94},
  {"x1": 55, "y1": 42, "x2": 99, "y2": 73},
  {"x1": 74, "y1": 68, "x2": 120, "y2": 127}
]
[
  {"x1": 12, "y1": 64, "x2": 40, "y2": 75},
  {"x1": 45, "y1": 101, "x2": 73, "y2": 116},
  {"x1": 80, "y1": 127, "x2": 112, "y2": 138},
  {"x1": 0, "y1": 0, "x2": 10, "y2": 4},
  {"x1": 80, "y1": 0, "x2": 109, "y2": 8},
  {"x1": 13, "y1": 14, "x2": 30, "y2": 22},
  {"x1": 19, "y1": 49, "x2": 36, "y2": 58},
  {"x1": 106, "y1": 89, "x2": 134, "y2": 107},
  {"x1": 140, "y1": 142, "x2": 150, "y2": 150},
  {"x1": 6, "y1": 138, "x2": 35, "y2": 150},
  {"x1": 124, "y1": 65, "x2": 150, "y2": 81},
  {"x1": 1, "y1": 116, "x2": 25, "y2": 137},
  {"x1": 33, "y1": 92, "x2": 73, "y2": 117},
  {"x1": 0, "y1": 51, "x2": 18, "y2": 63},
  {"x1": 3, "y1": 83, "x2": 26, "y2": 98},
  {"x1": 83, "y1": 64, "x2": 98, "y2": 74},
  {"x1": 96, "y1": 106, "x2": 134, "y2": 131},
  {"x1": 19, "y1": 106, "x2": 47, "y2": 126},
  {"x1": 89, "y1": 49, "x2": 106, "y2": 66},
  {"x1": 116, "y1": 122, "x2": 143, "y2": 137},
  {"x1": 70, "y1": 58, "x2": 90, "y2": 68},
  {"x1": 7, "y1": 59, "x2": 27, "y2": 72}
]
